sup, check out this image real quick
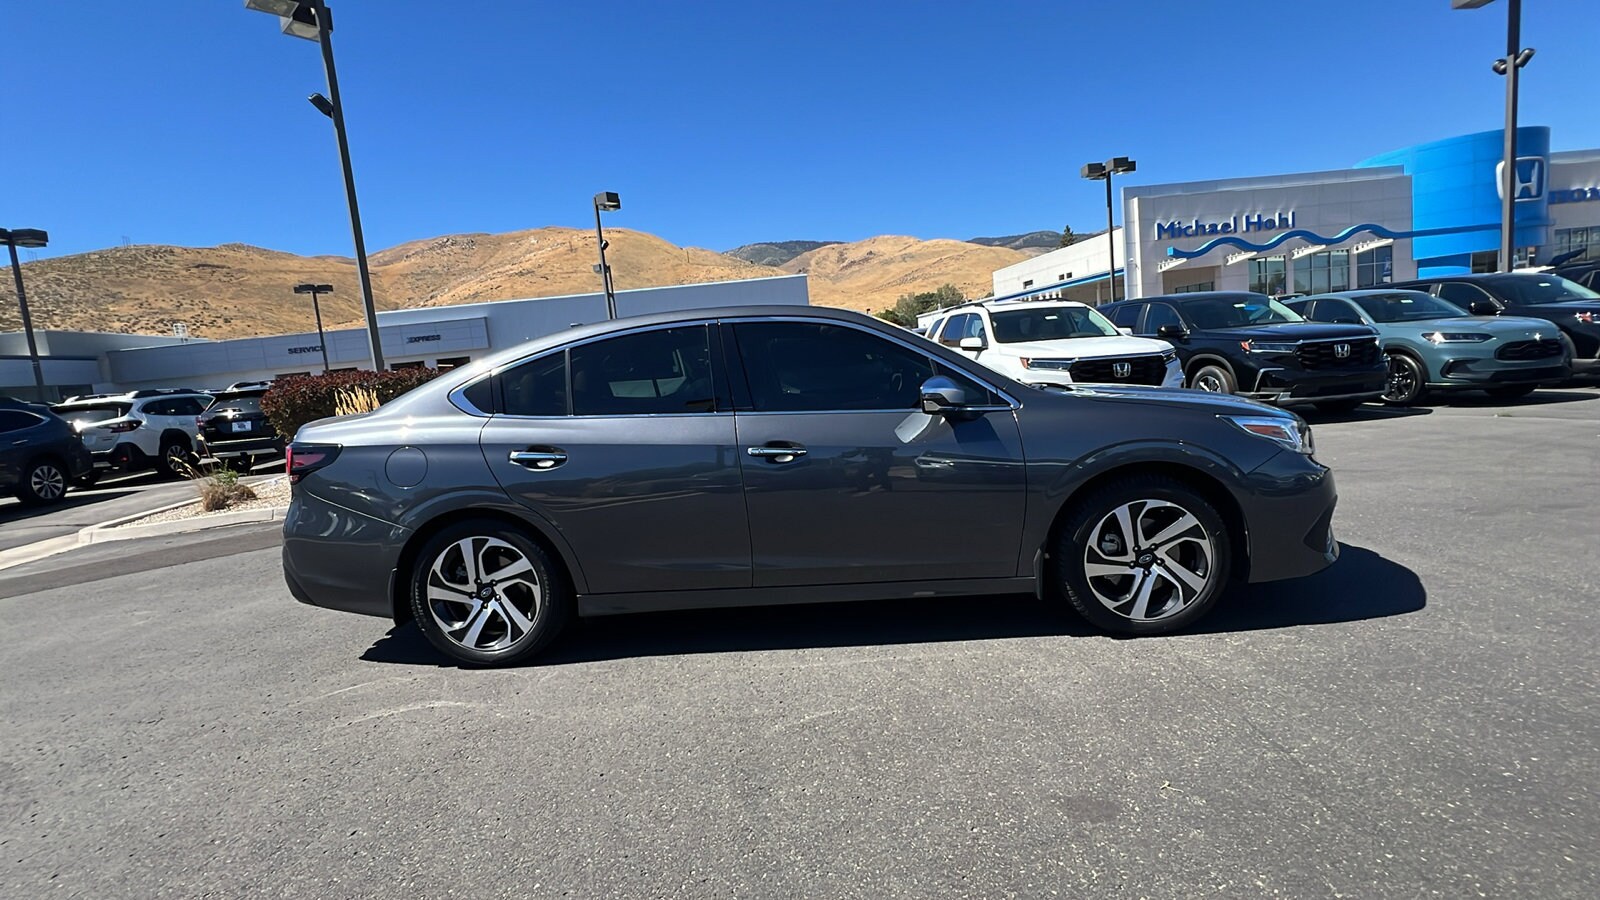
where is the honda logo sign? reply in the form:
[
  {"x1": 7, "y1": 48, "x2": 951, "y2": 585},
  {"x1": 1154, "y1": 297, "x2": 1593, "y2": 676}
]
[
  {"x1": 1333, "y1": 343, "x2": 1351, "y2": 359},
  {"x1": 1112, "y1": 361, "x2": 1132, "y2": 379},
  {"x1": 1496, "y1": 157, "x2": 1546, "y2": 201}
]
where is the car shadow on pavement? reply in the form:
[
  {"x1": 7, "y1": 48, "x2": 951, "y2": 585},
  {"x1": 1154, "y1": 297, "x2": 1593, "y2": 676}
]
[
  {"x1": 359, "y1": 544, "x2": 1424, "y2": 668},
  {"x1": 0, "y1": 488, "x2": 143, "y2": 523}
]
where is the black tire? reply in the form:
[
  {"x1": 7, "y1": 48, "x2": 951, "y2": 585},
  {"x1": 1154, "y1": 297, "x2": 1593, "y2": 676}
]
[
  {"x1": 1381, "y1": 352, "x2": 1427, "y2": 405},
  {"x1": 17, "y1": 458, "x2": 69, "y2": 506},
  {"x1": 1188, "y1": 363, "x2": 1236, "y2": 394},
  {"x1": 158, "y1": 434, "x2": 192, "y2": 477},
  {"x1": 1315, "y1": 398, "x2": 1365, "y2": 414},
  {"x1": 408, "y1": 520, "x2": 572, "y2": 666},
  {"x1": 1484, "y1": 384, "x2": 1537, "y2": 400},
  {"x1": 1054, "y1": 475, "x2": 1232, "y2": 636}
]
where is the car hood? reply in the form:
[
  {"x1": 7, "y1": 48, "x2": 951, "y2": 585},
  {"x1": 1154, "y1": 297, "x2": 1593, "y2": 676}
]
[
  {"x1": 1377, "y1": 315, "x2": 1563, "y2": 340},
  {"x1": 1201, "y1": 323, "x2": 1377, "y2": 341},
  {"x1": 1524, "y1": 300, "x2": 1600, "y2": 314},
  {"x1": 986, "y1": 334, "x2": 1172, "y2": 359},
  {"x1": 1037, "y1": 383, "x2": 1289, "y2": 417}
]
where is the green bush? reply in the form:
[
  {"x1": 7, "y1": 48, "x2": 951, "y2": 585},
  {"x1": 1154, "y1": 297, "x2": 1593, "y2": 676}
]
[
  {"x1": 875, "y1": 283, "x2": 965, "y2": 328},
  {"x1": 260, "y1": 367, "x2": 439, "y2": 441}
]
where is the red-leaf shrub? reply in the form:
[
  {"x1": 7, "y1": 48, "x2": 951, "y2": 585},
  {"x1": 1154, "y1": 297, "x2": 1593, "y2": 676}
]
[{"x1": 260, "y1": 367, "x2": 440, "y2": 440}]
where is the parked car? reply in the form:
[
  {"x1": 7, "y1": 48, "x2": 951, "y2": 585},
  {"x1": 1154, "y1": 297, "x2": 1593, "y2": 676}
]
[
  {"x1": 283, "y1": 306, "x2": 1342, "y2": 666},
  {"x1": 921, "y1": 299, "x2": 1182, "y2": 388},
  {"x1": 0, "y1": 399, "x2": 94, "y2": 505},
  {"x1": 1286, "y1": 290, "x2": 1571, "y2": 404},
  {"x1": 1388, "y1": 273, "x2": 1600, "y2": 375},
  {"x1": 51, "y1": 389, "x2": 212, "y2": 476},
  {"x1": 197, "y1": 382, "x2": 283, "y2": 470},
  {"x1": 1549, "y1": 262, "x2": 1600, "y2": 292},
  {"x1": 1099, "y1": 291, "x2": 1387, "y2": 412}
]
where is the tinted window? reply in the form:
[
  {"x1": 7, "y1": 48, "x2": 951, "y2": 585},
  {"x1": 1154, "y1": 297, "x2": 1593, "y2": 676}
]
[
  {"x1": 501, "y1": 351, "x2": 568, "y2": 416},
  {"x1": 989, "y1": 306, "x2": 1117, "y2": 343},
  {"x1": 462, "y1": 376, "x2": 498, "y2": 414},
  {"x1": 937, "y1": 314, "x2": 972, "y2": 347},
  {"x1": 0, "y1": 410, "x2": 45, "y2": 434},
  {"x1": 1143, "y1": 303, "x2": 1184, "y2": 333},
  {"x1": 733, "y1": 322, "x2": 934, "y2": 412},
  {"x1": 1351, "y1": 292, "x2": 1468, "y2": 322},
  {"x1": 176, "y1": 398, "x2": 210, "y2": 416},
  {"x1": 570, "y1": 325, "x2": 715, "y2": 416},
  {"x1": 1479, "y1": 274, "x2": 1600, "y2": 304},
  {"x1": 1436, "y1": 282, "x2": 1495, "y2": 308},
  {"x1": 1176, "y1": 294, "x2": 1302, "y2": 329},
  {"x1": 1107, "y1": 304, "x2": 1142, "y2": 329}
]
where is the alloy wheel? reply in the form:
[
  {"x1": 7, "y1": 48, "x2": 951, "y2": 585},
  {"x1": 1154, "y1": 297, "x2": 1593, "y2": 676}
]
[
  {"x1": 425, "y1": 536, "x2": 543, "y2": 652},
  {"x1": 1382, "y1": 355, "x2": 1418, "y2": 404},
  {"x1": 1193, "y1": 372, "x2": 1226, "y2": 393},
  {"x1": 30, "y1": 464, "x2": 66, "y2": 501},
  {"x1": 1081, "y1": 499, "x2": 1216, "y2": 622}
]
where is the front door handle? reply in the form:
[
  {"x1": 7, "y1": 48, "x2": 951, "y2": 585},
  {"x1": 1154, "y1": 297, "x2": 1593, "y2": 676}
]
[
  {"x1": 747, "y1": 445, "x2": 807, "y2": 463},
  {"x1": 508, "y1": 448, "x2": 567, "y2": 470}
]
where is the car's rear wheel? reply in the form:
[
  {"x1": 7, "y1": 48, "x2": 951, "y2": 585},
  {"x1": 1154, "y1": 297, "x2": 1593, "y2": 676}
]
[
  {"x1": 1381, "y1": 352, "x2": 1427, "y2": 405},
  {"x1": 1188, "y1": 364, "x2": 1236, "y2": 394},
  {"x1": 1484, "y1": 384, "x2": 1537, "y2": 400},
  {"x1": 1055, "y1": 476, "x2": 1232, "y2": 635},
  {"x1": 409, "y1": 520, "x2": 571, "y2": 666},
  {"x1": 18, "y1": 458, "x2": 69, "y2": 506},
  {"x1": 159, "y1": 435, "x2": 192, "y2": 477}
]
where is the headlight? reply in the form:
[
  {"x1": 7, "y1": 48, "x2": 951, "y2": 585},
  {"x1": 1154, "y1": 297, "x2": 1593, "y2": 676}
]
[
  {"x1": 1424, "y1": 332, "x2": 1493, "y2": 344},
  {"x1": 1019, "y1": 358, "x2": 1074, "y2": 371},
  {"x1": 1160, "y1": 349, "x2": 1178, "y2": 364},
  {"x1": 1240, "y1": 340, "x2": 1299, "y2": 353},
  {"x1": 1222, "y1": 415, "x2": 1314, "y2": 455}
]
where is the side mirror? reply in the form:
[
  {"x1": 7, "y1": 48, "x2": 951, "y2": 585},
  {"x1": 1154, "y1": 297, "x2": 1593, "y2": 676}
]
[
  {"x1": 1156, "y1": 323, "x2": 1188, "y2": 340},
  {"x1": 958, "y1": 336, "x2": 986, "y2": 351},
  {"x1": 1468, "y1": 299, "x2": 1500, "y2": 316},
  {"x1": 919, "y1": 376, "x2": 970, "y2": 416},
  {"x1": 1117, "y1": 326, "x2": 1134, "y2": 336}
]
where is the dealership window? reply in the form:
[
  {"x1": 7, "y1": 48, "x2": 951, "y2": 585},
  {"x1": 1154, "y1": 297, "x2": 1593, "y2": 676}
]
[
  {"x1": 1554, "y1": 227, "x2": 1594, "y2": 262},
  {"x1": 1172, "y1": 281, "x2": 1214, "y2": 293},
  {"x1": 1355, "y1": 245, "x2": 1394, "y2": 288},
  {"x1": 390, "y1": 361, "x2": 425, "y2": 370},
  {"x1": 1248, "y1": 256, "x2": 1286, "y2": 295},
  {"x1": 436, "y1": 356, "x2": 471, "y2": 372},
  {"x1": 1021, "y1": 279, "x2": 1034, "y2": 289},
  {"x1": 1293, "y1": 250, "x2": 1350, "y2": 295},
  {"x1": 1470, "y1": 250, "x2": 1499, "y2": 274}
]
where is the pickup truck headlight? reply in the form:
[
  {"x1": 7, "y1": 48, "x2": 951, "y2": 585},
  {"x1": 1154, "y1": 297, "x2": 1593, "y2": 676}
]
[
  {"x1": 1424, "y1": 332, "x2": 1493, "y2": 344},
  {"x1": 1222, "y1": 415, "x2": 1314, "y2": 455},
  {"x1": 1239, "y1": 340, "x2": 1299, "y2": 353},
  {"x1": 1019, "y1": 358, "x2": 1074, "y2": 371}
]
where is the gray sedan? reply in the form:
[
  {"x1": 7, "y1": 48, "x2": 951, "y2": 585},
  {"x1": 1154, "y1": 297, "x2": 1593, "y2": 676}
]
[{"x1": 283, "y1": 306, "x2": 1341, "y2": 666}]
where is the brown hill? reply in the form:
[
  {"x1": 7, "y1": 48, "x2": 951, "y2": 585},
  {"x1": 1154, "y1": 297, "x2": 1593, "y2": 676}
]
[
  {"x1": 781, "y1": 236, "x2": 1028, "y2": 312},
  {"x1": 0, "y1": 228, "x2": 1023, "y2": 339}
]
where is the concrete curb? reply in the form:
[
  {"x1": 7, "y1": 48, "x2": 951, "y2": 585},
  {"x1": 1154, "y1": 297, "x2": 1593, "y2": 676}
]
[{"x1": 0, "y1": 477, "x2": 289, "y2": 573}]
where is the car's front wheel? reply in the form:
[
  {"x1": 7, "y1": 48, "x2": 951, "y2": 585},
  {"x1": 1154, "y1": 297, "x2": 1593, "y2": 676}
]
[
  {"x1": 409, "y1": 520, "x2": 571, "y2": 666},
  {"x1": 1188, "y1": 364, "x2": 1236, "y2": 394},
  {"x1": 1055, "y1": 476, "x2": 1232, "y2": 635},
  {"x1": 1381, "y1": 352, "x2": 1427, "y2": 405}
]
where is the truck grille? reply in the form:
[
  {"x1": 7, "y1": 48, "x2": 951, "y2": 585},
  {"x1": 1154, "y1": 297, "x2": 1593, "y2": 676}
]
[
  {"x1": 1297, "y1": 338, "x2": 1379, "y2": 370},
  {"x1": 1496, "y1": 339, "x2": 1564, "y2": 361},
  {"x1": 1068, "y1": 354, "x2": 1167, "y2": 385}
]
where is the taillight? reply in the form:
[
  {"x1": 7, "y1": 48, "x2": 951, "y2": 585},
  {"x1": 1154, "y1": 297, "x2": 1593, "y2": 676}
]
[
  {"x1": 106, "y1": 420, "x2": 141, "y2": 433},
  {"x1": 286, "y1": 442, "x2": 341, "y2": 484},
  {"x1": 196, "y1": 417, "x2": 205, "y2": 427}
]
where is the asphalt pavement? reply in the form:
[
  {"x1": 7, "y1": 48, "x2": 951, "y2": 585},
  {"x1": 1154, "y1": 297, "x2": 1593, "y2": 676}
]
[{"x1": 3, "y1": 389, "x2": 1599, "y2": 898}]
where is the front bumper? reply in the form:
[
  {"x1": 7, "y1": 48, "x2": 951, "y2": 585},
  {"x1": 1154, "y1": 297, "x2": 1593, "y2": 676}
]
[
  {"x1": 1238, "y1": 449, "x2": 1340, "y2": 584},
  {"x1": 1432, "y1": 358, "x2": 1570, "y2": 387},
  {"x1": 1023, "y1": 359, "x2": 1185, "y2": 389},
  {"x1": 1244, "y1": 364, "x2": 1387, "y2": 407}
]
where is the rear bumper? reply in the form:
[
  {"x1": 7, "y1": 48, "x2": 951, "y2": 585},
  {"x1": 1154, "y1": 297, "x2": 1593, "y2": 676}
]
[
  {"x1": 281, "y1": 489, "x2": 408, "y2": 620},
  {"x1": 199, "y1": 435, "x2": 284, "y2": 458},
  {"x1": 1238, "y1": 449, "x2": 1340, "y2": 584}
]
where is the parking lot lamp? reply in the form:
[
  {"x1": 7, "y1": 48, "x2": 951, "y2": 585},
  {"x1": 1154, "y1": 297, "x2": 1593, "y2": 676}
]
[
  {"x1": 1, "y1": 227, "x2": 49, "y2": 400},
  {"x1": 1454, "y1": 0, "x2": 1534, "y2": 272},
  {"x1": 593, "y1": 192, "x2": 621, "y2": 319},
  {"x1": 1080, "y1": 157, "x2": 1137, "y2": 302},
  {"x1": 243, "y1": 0, "x2": 385, "y2": 370},
  {"x1": 293, "y1": 283, "x2": 334, "y2": 372}
]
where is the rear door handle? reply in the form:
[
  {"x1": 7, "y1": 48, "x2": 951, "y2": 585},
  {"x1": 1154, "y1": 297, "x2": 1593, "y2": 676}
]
[
  {"x1": 747, "y1": 444, "x2": 807, "y2": 463},
  {"x1": 508, "y1": 448, "x2": 567, "y2": 470}
]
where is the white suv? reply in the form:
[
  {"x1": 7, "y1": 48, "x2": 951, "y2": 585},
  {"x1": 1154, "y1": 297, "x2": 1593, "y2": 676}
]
[
  {"x1": 52, "y1": 390, "x2": 212, "y2": 476},
  {"x1": 924, "y1": 300, "x2": 1183, "y2": 389}
]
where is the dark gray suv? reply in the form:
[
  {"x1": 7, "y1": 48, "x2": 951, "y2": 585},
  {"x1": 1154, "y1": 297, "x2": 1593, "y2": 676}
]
[{"x1": 283, "y1": 306, "x2": 1341, "y2": 666}]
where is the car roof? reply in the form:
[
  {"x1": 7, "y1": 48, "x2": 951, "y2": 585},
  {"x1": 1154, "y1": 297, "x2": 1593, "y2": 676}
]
[
  {"x1": 1123, "y1": 291, "x2": 1272, "y2": 304},
  {"x1": 1304, "y1": 288, "x2": 1434, "y2": 299}
]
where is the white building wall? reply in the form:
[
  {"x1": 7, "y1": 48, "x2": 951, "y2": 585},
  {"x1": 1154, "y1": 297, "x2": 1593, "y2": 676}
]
[
  {"x1": 1548, "y1": 151, "x2": 1600, "y2": 259},
  {"x1": 991, "y1": 231, "x2": 1124, "y2": 298}
]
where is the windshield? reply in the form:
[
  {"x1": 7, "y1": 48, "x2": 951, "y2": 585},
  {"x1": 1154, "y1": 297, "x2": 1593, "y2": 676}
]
[
  {"x1": 1481, "y1": 274, "x2": 1600, "y2": 304},
  {"x1": 1352, "y1": 292, "x2": 1469, "y2": 322},
  {"x1": 53, "y1": 402, "x2": 131, "y2": 428},
  {"x1": 1179, "y1": 294, "x2": 1304, "y2": 329},
  {"x1": 989, "y1": 306, "x2": 1119, "y2": 343}
]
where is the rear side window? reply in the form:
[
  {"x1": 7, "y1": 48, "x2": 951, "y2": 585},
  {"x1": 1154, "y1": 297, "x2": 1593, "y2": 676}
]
[
  {"x1": 501, "y1": 352, "x2": 568, "y2": 417},
  {"x1": 570, "y1": 325, "x2": 715, "y2": 416},
  {"x1": 0, "y1": 410, "x2": 45, "y2": 434},
  {"x1": 732, "y1": 321, "x2": 935, "y2": 412}
]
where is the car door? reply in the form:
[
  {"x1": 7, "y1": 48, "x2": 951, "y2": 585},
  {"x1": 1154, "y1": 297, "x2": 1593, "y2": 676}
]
[
  {"x1": 727, "y1": 319, "x2": 1027, "y2": 586},
  {"x1": 479, "y1": 323, "x2": 752, "y2": 594},
  {"x1": 0, "y1": 410, "x2": 46, "y2": 488},
  {"x1": 1436, "y1": 281, "x2": 1503, "y2": 315}
]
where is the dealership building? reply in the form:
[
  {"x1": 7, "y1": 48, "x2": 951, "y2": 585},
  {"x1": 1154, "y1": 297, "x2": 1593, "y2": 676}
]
[
  {"x1": 992, "y1": 127, "x2": 1600, "y2": 304},
  {"x1": 1, "y1": 274, "x2": 808, "y2": 402}
]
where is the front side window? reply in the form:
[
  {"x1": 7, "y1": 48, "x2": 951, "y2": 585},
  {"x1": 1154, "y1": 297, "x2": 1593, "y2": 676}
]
[
  {"x1": 501, "y1": 351, "x2": 568, "y2": 416},
  {"x1": 1177, "y1": 294, "x2": 1303, "y2": 329},
  {"x1": 1249, "y1": 256, "x2": 1287, "y2": 295},
  {"x1": 570, "y1": 325, "x2": 715, "y2": 416},
  {"x1": 1479, "y1": 274, "x2": 1600, "y2": 305},
  {"x1": 733, "y1": 322, "x2": 936, "y2": 412},
  {"x1": 1436, "y1": 282, "x2": 1496, "y2": 309},
  {"x1": 1352, "y1": 291, "x2": 1467, "y2": 322},
  {"x1": 1142, "y1": 303, "x2": 1184, "y2": 333},
  {"x1": 989, "y1": 306, "x2": 1118, "y2": 343},
  {"x1": 937, "y1": 314, "x2": 971, "y2": 347}
]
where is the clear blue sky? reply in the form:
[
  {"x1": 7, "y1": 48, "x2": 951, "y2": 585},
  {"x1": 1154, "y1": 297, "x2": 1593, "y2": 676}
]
[{"x1": 4, "y1": 0, "x2": 1596, "y2": 261}]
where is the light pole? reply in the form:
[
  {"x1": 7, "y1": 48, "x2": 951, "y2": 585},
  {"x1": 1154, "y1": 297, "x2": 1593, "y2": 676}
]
[
  {"x1": 294, "y1": 283, "x2": 334, "y2": 372},
  {"x1": 1080, "y1": 157, "x2": 1137, "y2": 302},
  {"x1": 593, "y1": 192, "x2": 621, "y2": 319},
  {"x1": 244, "y1": 0, "x2": 385, "y2": 370},
  {"x1": 1454, "y1": 0, "x2": 1535, "y2": 272},
  {"x1": 2, "y1": 228, "x2": 49, "y2": 400}
]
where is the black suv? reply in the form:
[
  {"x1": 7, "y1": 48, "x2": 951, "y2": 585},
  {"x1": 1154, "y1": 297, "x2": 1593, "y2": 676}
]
[
  {"x1": 0, "y1": 399, "x2": 94, "y2": 505},
  {"x1": 1388, "y1": 273, "x2": 1600, "y2": 375},
  {"x1": 196, "y1": 383, "x2": 284, "y2": 469},
  {"x1": 1101, "y1": 291, "x2": 1386, "y2": 411}
]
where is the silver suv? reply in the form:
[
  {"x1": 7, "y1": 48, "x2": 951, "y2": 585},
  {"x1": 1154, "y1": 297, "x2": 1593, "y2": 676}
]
[{"x1": 52, "y1": 389, "x2": 212, "y2": 476}]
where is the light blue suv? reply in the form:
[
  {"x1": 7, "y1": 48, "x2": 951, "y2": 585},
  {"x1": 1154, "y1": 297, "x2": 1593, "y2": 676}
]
[{"x1": 1289, "y1": 290, "x2": 1572, "y2": 404}]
